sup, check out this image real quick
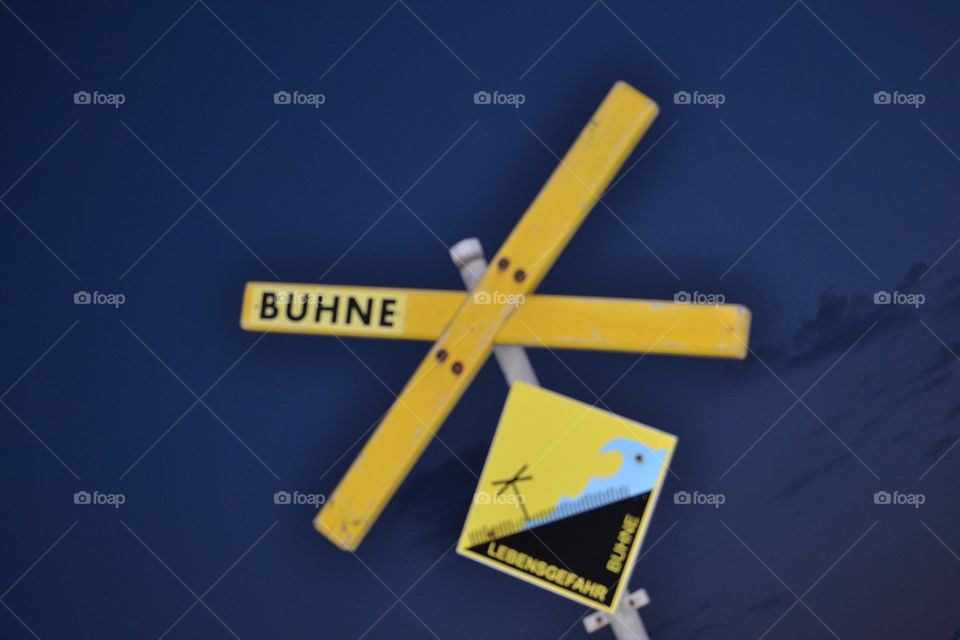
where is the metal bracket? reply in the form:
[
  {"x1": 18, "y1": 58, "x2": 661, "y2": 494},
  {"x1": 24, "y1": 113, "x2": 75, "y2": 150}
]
[{"x1": 583, "y1": 589, "x2": 651, "y2": 634}]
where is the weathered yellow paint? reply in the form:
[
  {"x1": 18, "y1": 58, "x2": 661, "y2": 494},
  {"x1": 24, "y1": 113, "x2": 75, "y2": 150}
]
[
  {"x1": 316, "y1": 82, "x2": 659, "y2": 550},
  {"x1": 242, "y1": 281, "x2": 750, "y2": 359}
]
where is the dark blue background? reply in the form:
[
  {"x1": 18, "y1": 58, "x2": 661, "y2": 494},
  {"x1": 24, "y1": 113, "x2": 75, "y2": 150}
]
[{"x1": 3, "y1": 2, "x2": 960, "y2": 639}]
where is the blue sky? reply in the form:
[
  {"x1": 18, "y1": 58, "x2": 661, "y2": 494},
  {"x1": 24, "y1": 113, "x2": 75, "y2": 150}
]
[{"x1": 2, "y1": 2, "x2": 960, "y2": 639}]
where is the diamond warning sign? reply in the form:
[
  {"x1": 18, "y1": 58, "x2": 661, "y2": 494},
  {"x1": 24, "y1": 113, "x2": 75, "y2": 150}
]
[{"x1": 457, "y1": 382, "x2": 676, "y2": 612}]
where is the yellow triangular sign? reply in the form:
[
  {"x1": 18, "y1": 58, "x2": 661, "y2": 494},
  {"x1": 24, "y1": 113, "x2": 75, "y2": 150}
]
[{"x1": 457, "y1": 382, "x2": 677, "y2": 612}]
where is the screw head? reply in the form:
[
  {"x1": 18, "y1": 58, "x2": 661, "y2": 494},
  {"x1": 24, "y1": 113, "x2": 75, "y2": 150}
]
[
  {"x1": 452, "y1": 361, "x2": 464, "y2": 375},
  {"x1": 497, "y1": 257, "x2": 510, "y2": 271},
  {"x1": 514, "y1": 269, "x2": 526, "y2": 282},
  {"x1": 436, "y1": 349, "x2": 448, "y2": 362}
]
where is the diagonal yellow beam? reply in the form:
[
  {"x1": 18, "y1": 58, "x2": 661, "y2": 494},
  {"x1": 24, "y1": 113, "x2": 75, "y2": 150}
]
[
  {"x1": 240, "y1": 282, "x2": 751, "y2": 359},
  {"x1": 315, "y1": 82, "x2": 659, "y2": 550}
]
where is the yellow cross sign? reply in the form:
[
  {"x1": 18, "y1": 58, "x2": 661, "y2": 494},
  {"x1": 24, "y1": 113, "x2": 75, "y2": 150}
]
[
  {"x1": 457, "y1": 382, "x2": 676, "y2": 613},
  {"x1": 239, "y1": 82, "x2": 751, "y2": 551}
]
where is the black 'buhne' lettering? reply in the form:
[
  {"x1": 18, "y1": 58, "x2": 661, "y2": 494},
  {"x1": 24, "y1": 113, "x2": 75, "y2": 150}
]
[
  {"x1": 260, "y1": 292, "x2": 278, "y2": 319},
  {"x1": 286, "y1": 292, "x2": 308, "y2": 321},
  {"x1": 258, "y1": 290, "x2": 400, "y2": 329},
  {"x1": 380, "y1": 298, "x2": 397, "y2": 327},
  {"x1": 314, "y1": 295, "x2": 339, "y2": 323},
  {"x1": 345, "y1": 297, "x2": 373, "y2": 325}
]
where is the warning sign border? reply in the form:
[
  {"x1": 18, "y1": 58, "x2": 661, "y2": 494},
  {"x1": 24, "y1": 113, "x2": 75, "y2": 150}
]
[{"x1": 456, "y1": 382, "x2": 677, "y2": 613}]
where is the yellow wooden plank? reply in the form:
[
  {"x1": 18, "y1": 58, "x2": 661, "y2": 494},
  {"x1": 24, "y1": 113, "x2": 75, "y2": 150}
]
[
  {"x1": 316, "y1": 82, "x2": 659, "y2": 550},
  {"x1": 241, "y1": 281, "x2": 750, "y2": 358},
  {"x1": 503, "y1": 295, "x2": 750, "y2": 359}
]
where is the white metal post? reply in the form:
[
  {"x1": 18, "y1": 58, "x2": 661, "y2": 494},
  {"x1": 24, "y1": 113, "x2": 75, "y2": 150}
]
[
  {"x1": 449, "y1": 238, "x2": 651, "y2": 640},
  {"x1": 449, "y1": 238, "x2": 539, "y2": 387}
]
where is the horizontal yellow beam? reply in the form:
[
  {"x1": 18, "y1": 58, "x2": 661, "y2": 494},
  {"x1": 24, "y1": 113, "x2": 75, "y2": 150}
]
[
  {"x1": 314, "y1": 82, "x2": 660, "y2": 550},
  {"x1": 241, "y1": 281, "x2": 750, "y2": 359}
]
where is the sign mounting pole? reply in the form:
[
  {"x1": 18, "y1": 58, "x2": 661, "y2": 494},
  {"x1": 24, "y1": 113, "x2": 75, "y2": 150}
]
[{"x1": 451, "y1": 238, "x2": 651, "y2": 640}]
